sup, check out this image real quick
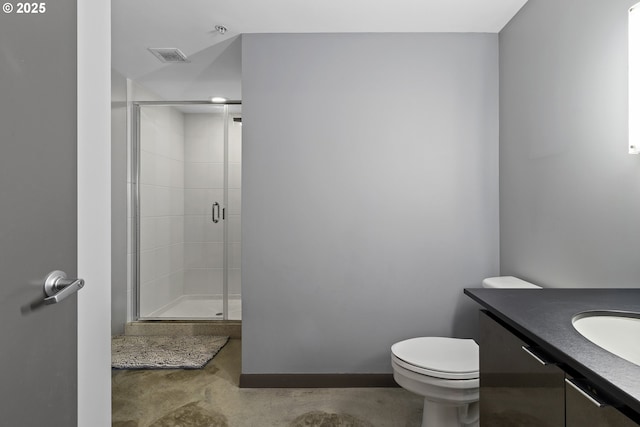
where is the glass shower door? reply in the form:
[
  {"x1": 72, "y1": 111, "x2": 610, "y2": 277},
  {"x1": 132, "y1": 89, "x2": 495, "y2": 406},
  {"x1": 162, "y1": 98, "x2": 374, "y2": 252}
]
[
  {"x1": 183, "y1": 106, "x2": 227, "y2": 318},
  {"x1": 135, "y1": 103, "x2": 241, "y2": 320}
]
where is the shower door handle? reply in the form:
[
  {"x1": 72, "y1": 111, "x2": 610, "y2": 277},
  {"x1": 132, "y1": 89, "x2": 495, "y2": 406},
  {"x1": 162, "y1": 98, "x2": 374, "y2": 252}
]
[{"x1": 212, "y1": 202, "x2": 220, "y2": 223}]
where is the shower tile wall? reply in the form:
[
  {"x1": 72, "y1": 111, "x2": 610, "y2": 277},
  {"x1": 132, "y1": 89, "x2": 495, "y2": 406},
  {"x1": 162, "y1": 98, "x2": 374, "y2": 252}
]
[{"x1": 139, "y1": 107, "x2": 185, "y2": 316}]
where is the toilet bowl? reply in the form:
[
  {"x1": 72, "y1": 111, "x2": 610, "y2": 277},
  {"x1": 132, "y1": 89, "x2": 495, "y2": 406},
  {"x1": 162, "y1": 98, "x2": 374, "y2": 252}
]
[
  {"x1": 391, "y1": 276, "x2": 540, "y2": 427},
  {"x1": 392, "y1": 337, "x2": 479, "y2": 427}
]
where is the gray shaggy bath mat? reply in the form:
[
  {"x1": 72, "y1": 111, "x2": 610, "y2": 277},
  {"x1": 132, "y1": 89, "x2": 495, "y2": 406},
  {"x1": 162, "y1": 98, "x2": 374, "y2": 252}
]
[{"x1": 112, "y1": 335, "x2": 229, "y2": 369}]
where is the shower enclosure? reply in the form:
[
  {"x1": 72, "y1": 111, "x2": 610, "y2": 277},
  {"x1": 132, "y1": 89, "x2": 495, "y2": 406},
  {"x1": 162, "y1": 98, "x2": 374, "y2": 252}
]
[{"x1": 133, "y1": 101, "x2": 241, "y2": 320}]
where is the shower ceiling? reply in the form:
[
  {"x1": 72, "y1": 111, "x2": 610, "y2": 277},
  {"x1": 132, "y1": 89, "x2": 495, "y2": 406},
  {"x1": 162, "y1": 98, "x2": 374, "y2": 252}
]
[{"x1": 112, "y1": 0, "x2": 528, "y2": 100}]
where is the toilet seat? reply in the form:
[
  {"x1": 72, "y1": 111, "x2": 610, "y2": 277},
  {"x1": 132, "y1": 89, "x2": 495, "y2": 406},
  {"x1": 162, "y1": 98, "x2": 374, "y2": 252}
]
[{"x1": 391, "y1": 337, "x2": 479, "y2": 380}]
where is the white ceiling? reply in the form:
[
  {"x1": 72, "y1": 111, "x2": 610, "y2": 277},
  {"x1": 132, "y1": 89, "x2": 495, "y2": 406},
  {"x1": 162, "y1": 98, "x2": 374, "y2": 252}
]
[{"x1": 112, "y1": 0, "x2": 528, "y2": 101}]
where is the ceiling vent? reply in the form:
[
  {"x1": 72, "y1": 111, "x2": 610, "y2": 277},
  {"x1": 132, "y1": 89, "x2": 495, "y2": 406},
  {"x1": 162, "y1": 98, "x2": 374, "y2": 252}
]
[{"x1": 147, "y1": 48, "x2": 190, "y2": 63}]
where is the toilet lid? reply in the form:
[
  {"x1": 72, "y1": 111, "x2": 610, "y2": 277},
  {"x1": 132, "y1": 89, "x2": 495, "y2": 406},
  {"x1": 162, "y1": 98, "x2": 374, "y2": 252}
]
[{"x1": 391, "y1": 337, "x2": 479, "y2": 380}]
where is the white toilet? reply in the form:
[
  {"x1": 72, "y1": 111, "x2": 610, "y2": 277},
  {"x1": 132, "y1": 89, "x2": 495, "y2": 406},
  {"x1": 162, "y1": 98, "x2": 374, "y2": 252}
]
[{"x1": 391, "y1": 276, "x2": 541, "y2": 427}]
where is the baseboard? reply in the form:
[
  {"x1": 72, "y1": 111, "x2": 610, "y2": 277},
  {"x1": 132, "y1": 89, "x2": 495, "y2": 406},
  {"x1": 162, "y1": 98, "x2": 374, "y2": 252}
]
[{"x1": 239, "y1": 373, "x2": 398, "y2": 388}]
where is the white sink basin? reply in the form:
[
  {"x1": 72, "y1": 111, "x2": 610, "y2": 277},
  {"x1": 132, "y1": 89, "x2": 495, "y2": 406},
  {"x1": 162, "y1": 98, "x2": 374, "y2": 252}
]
[{"x1": 572, "y1": 311, "x2": 640, "y2": 366}]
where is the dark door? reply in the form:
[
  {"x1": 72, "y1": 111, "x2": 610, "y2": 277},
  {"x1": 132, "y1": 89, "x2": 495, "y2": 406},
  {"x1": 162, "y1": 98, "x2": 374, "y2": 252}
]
[
  {"x1": 479, "y1": 311, "x2": 565, "y2": 427},
  {"x1": 566, "y1": 376, "x2": 640, "y2": 427},
  {"x1": 0, "y1": 1, "x2": 79, "y2": 425}
]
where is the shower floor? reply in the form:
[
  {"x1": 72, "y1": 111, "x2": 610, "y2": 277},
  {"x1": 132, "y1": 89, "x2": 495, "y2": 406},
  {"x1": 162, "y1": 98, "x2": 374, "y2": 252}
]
[{"x1": 146, "y1": 295, "x2": 241, "y2": 320}]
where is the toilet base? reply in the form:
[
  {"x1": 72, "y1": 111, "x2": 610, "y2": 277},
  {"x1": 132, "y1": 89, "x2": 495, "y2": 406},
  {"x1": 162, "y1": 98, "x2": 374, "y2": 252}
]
[{"x1": 422, "y1": 399, "x2": 479, "y2": 427}]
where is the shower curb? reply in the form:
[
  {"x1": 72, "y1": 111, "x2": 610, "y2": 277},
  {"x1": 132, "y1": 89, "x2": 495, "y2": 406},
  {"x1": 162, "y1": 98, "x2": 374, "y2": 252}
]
[{"x1": 124, "y1": 321, "x2": 241, "y2": 338}]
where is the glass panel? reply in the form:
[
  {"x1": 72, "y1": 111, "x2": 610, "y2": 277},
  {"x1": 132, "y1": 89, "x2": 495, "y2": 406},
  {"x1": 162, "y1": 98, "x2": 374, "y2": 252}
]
[
  {"x1": 135, "y1": 103, "x2": 241, "y2": 320},
  {"x1": 226, "y1": 106, "x2": 242, "y2": 320},
  {"x1": 137, "y1": 104, "x2": 189, "y2": 318}
]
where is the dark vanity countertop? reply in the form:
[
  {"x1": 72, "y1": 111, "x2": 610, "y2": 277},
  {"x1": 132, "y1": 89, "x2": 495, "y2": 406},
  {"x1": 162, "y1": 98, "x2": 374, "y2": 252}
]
[{"x1": 464, "y1": 288, "x2": 640, "y2": 414}]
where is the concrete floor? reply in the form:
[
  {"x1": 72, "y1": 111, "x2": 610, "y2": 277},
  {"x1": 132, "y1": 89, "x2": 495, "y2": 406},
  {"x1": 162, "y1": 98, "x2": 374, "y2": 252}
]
[{"x1": 112, "y1": 338, "x2": 424, "y2": 426}]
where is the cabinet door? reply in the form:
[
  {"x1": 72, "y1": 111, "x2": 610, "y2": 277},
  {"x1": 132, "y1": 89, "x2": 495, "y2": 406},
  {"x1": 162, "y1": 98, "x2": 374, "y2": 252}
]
[
  {"x1": 566, "y1": 377, "x2": 640, "y2": 427},
  {"x1": 479, "y1": 311, "x2": 565, "y2": 427}
]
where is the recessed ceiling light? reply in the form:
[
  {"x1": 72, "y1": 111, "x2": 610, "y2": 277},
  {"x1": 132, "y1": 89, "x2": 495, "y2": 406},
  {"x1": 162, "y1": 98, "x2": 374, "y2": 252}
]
[
  {"x1": 214, "y1": 25, "x2": 227, "y2": 35},
  {"x1": 210, "y1": 97, "x2": 227, "y2": 103}
]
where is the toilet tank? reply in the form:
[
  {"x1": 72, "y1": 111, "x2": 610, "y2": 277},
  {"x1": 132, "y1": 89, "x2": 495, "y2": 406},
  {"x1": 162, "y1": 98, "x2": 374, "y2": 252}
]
[{"x1": 482, "y1": 276, "x2": 541, "y2": 289}]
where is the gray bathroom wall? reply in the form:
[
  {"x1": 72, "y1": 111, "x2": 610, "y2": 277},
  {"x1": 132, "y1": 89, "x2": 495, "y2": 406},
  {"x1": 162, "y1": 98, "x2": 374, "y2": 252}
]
[
  {"x1": 500, "y1": 0, "x2": 640, "y2": 287},
  {"x1": 241, "y1": 33, "x2": 499, "y2": 374},
  {"x1": 112, "y1": 68, "x2": 128, "y2": 334}
]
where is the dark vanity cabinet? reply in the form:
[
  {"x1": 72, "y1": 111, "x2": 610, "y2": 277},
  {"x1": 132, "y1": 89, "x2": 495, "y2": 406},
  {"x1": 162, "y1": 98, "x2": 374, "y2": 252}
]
[
  {"x1": 479, "y1": 310, "x2": 640, "y2": 427},
  {"x1": 479, "y1": 310, "x2": 565, "y2": 426},
  {"x1": 565, "y1": 377, "x2": 639, "y2": 427}
]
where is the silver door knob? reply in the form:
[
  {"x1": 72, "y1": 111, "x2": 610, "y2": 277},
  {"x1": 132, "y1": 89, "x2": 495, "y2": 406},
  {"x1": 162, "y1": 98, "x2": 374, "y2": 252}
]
[{"x1": 43, "y1": 270, "x2": 85, "y2": 305}]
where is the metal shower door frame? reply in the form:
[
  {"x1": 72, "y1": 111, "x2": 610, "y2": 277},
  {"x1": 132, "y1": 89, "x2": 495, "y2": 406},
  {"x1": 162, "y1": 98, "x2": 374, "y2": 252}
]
[{"x1": 132, "y1": 100, "x2": 241, "y2": 321}]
